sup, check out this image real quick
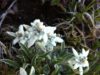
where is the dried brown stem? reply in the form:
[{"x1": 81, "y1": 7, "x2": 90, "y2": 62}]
[{"x1": 0, "y1": 0, "x2": 17, "y2": 28}]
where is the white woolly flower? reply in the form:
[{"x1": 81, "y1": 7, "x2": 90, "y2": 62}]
[
  {"x1": 33, "y1": 27, "x2": 57, "y2": 52},
  {"x1": 43, "y1": 26, "x2": 56, "y2": 34},
  {"x1": 27, "y1": 31, "x2": 45, "y2": 48},
  {"x1": 30, "y1": 19, "x2": 45, "y2": 31},
  {"x1": 68, "y1": 48, "x2": 89, "y2": 75},
  {"x1": 20, "y1": 20, "x2": 45, "y2": 47},
  {"x1": 6, "y1": 19, "x2": 63, "y2": 49},
  {"x1": 41, "y1": 26, "x2": 56, "y2": 45},
  {"x1": 45, "y1": 33, "x2": 63, "y2": 51},
  {"x1": 23, "y1": 20, "x2": 57, "y2": 48},
  {"x1": 48, "y1": 33, "x2": 63, "y2": 46},
  {"x1": 35, "y1": 33, "x2": 63, "y2": 52},
  {"x1": 7, "y1": 25, "x2": 28, "y2": 45}
]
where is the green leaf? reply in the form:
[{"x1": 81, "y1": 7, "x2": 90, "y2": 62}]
[
  {"x1": 92, "y1": 40, "x2": 100, "y2": 49},
  {"x1": 95, "y1": 63, "x2": 100, "y2": 73},
  {"x1": 54, "y1": 64, "x2": 60, "y2": 74},
  {"x1": 61, "y1": 42, "x2": 65, "y2": 51},
  {"x1": 85, "y1": 0, "x2": 96, "y2": 11},
  {"x1": 43, "y1": 64, "x2": 50, "y2": 75},
  {"x1": 0, "y1": 59, "x2": 19, "y2": 69},
  {"x1": 51, "y1": 0, "x2": 60, "y2": 5},
  {"x1": 20, "y1": 44, "x2": 31, "y2": 61},
  {"x1": 95, "y1": 16, "x2": 100, "y2": 21}
]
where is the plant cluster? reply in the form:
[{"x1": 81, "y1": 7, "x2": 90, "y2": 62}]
[
  {"x1": 0, "y1": 0, "x2": 100, "y2": 75},
  {"x1": 0, "y1": 19, "x2": 91, "y2": 75}
]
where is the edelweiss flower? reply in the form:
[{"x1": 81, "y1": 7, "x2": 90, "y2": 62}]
[
  {"x1": 43, "y1": 26, "x2": 56, "y2": 35},
  {"x1": 6, "y1": 19, "x2": 63, "y2": 49},
  {"x1": 35, "y1": 33, "x2": 63, "y2": 52},
  {"x1": 34, "y1": 27, "x2": 57, "y2": 52},
  {"x1": 30, "y1": 19, "x2": 45, "y2": 31},
  {"x1": 21, "y1": 20, "x2": 45, "y2": 47},
  {"x1": 68, "y1": 48, "x2": 89, "y2": 75},
  {"x1": 41, "y1": 26, "x2": 56, "y2": 45},
  {"x1": 48, "y1": 33, "x2": 63, "y2": 46},
  {"x1": 7, "y1": 25, "x2": 27, "y2": 45},
  {"x1": 27, "y1": 31, "x2": 45, "y2": 48},
  {"x1": 23, "y1": 20, "x2": 57, "y2": 48},
  {"x1": 45, "y1": 33, "x2": 63, "y2": 51}
]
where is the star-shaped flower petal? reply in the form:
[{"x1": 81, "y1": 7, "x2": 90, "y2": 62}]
[
  {"x1": 7, "y1": 25, "x2": 27, "y2": 45},
  {"x1": 30, "y1": 19, "x2": 45, "y2": 31},
  {"x1": 68, "y1": 48, "x2": 89, "y2": 75}
]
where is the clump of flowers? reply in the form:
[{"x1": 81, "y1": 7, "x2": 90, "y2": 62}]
[
  {"x1": 6, "y1": 19, "x2": 90, "y2": 75},
  {"x1": 7, "y1": 19, "x2": 63, "y2": 52},
  {"x1": 68, "y1": 48, "x2": 89, "y2": 75}
]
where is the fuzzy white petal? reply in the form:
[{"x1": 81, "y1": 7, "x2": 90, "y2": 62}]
[
  {"x1": 31, "y1": 19, "x2": 41, "y2": 27},
  {"x1": 82, "y1": 48, "x2": 89, "y2": 57},
  {"x1": 6, "y1": 31, "x2": 16, "y2": 37},
  {"x1": 20, "y1": 38, "x2": 27, "y2": 44},
  {"x1": 38, "y1": 32, "x2": 44, "y2": 40},
  {"x1": 51, "y1": 41, "x2": 56, "y2": 46},
  {"x1": 28, "y1": 36, "x2": 37, "y2": 48},
  {"x1": 79, "y1": 67, "x2": 83, "y2": 75},
  {"x1": 38, "y1": 35, "x2": 43, "y2": 40},
  {"x1": 42, "y1": 33, "x2": 48, "y2": 45},
  {"x1": 72, "y1": 48, "x2": 79, "y2": 57},
  {"x1": 85, "y1": 50, "x2": 89, "y2": 57},
  {"x1": 18, "y1": 25, "x2": 24, "y2": 34},
  {"x1": 82, "y1": 60, "x2": 89, "y2": 67},
  {"x1": 13, "y1": 37, "x2": 19, "y2": 45},
  {"x1": 34, "y1": 19, "x2": 40, "y2": 24},
  {"x1": 73, "y1": 63, "x2": 79, "y2": 69},
  {"x1": 30, "y1": 22, "x2": 35, "y2": 27},
  {"x1": 20, "y1": 67, "x2": 27, "y2": 75},
  {"x1": 29, "y1": 66, "x2": 35, "y2": 75},
  {"x1": 38, "y1": 22, "x2": 44, "y2": 29},
  {"x1": 23, "y1": 24, "x2": 31, "y2": 30},
  {"x1": 82, "y1": 48, "x2": 86, "y2": 54},
  {"x1": 55, "y1": 37, "x2": 63, "y2": 43},
  {"x1": 44, "y1": 26, "x2": 56, "y2": 34}
]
